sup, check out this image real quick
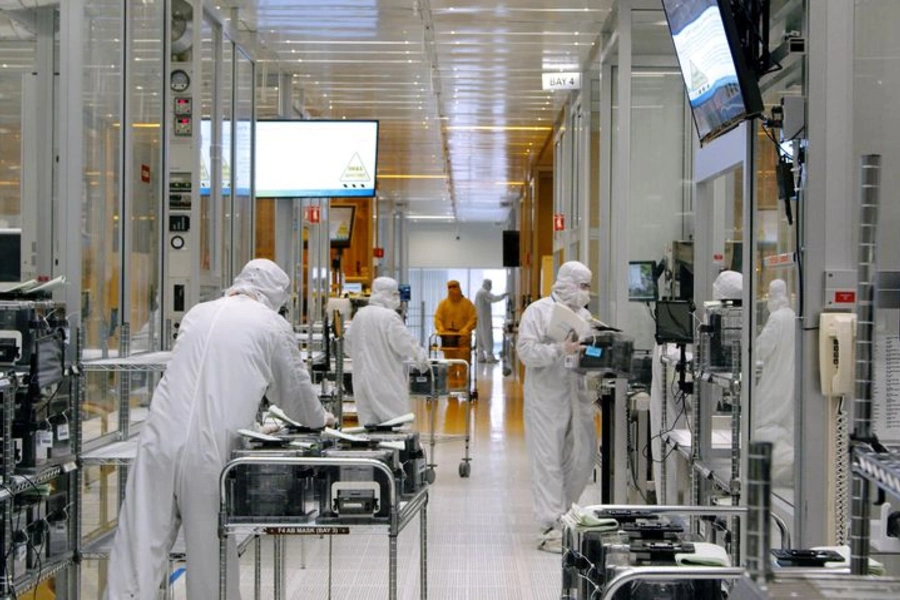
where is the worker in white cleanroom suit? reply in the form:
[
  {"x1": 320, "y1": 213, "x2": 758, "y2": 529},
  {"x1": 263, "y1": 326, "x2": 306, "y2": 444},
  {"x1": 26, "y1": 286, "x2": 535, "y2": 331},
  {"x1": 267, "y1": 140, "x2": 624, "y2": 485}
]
[
  {"x1": 517, "y1": 261, "x2": 594, "y2": 553},
  {"x1": 649, "y1": 269, "x2": 743, "y2": 503},
  {"x1": 345, "y1": 276, "x2": 430, "y2": 426},
  {"x1": 753, "y1": 279, "x2": 795, "y2": 486},
  {"x1": 106, "y1": 259, "x2": 333, "y2": 600},
  {"x1": 474, "y1": 278, "x2": 508, "y2": 363}
]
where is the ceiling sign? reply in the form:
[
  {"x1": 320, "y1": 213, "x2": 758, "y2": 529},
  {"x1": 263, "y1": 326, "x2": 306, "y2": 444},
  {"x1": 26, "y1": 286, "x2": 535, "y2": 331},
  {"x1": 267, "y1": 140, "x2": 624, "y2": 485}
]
[{"x1": 542, "y1": 72, "x2": 582, "y2": 91}]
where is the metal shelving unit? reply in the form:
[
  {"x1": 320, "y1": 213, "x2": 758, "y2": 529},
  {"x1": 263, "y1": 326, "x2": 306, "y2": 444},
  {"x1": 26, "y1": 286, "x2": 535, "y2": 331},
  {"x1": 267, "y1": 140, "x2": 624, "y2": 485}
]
[
  {"x1": 1, "y1": 326, "x2": 80, "y2": 599},
  {"x1": 852, "y1": 445, "x2": 900, "y2": 504}
]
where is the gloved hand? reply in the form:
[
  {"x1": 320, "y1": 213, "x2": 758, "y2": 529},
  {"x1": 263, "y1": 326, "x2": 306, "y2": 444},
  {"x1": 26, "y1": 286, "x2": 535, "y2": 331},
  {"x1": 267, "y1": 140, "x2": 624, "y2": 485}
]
[
  {"x1": 416, "y1": 360, "x2": 431, "y2": 374},
  {"x1": 324, "y1": 412, "x2": 336, "y2": 427},
  {"x1": 559, "y1": 340, "x2": 581, "y2": 356},
  {"x1": 259, "y1": 423, "x2": 281, "y2": 435}
]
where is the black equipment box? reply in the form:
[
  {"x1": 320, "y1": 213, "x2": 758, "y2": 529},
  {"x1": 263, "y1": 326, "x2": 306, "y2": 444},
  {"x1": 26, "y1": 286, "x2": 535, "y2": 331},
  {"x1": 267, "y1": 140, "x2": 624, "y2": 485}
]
[
  {"x1": 573, "y1": 331, "x2": 634, "y2": 375},
  {"x1": 228, "y1": 447, "x2": 320, "y2": 522},
  {"x1": 318, "y1": 448, "x2": 400, "y2": 521},
  {"x1": 357, "y1": 431, "x2": 427, "y2": 495},
  {"x1": 409, "y1": 363, "x2": 448, "y2": 396},
  {"x1": 0, "y1": 300, "x2": 67, "y2": 368}
]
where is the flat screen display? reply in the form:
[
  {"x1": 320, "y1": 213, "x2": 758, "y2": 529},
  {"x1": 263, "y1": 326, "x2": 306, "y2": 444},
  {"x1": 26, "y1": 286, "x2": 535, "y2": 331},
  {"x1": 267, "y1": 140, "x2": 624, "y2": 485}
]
[
  {"x1": 662, "y1": 0, "x2": 763, "y2": 145},
  {"x1": 628, "y1": 261, "x2": 658, "y2": 302},
  {"x1": 655, "y1": 300, "x2": 694, "y2": 344},
  {"x1": 0, "y1": 229, "x2": 22, "y2": 283},
  {"x1": 256, "y1": 120, "x2": 379, "y2": 198},
  {"x1": 329, "y1": 205, "x2": 356, "y2": 248}
]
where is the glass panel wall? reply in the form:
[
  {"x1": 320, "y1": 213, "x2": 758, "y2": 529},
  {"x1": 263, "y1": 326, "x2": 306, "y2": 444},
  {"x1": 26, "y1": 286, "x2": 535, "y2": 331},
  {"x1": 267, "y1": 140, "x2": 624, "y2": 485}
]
[
  {"x1": 627, "y1": 69, "x2": 690, "y2": 351},
  {"x1": 0, "y1": 20, "x2": 32, "y2": 235},
  {"x1": 233, "y1": 49, "x2": 254, "y2": 275},
  {"x1": 128, "y1": 2, "x2": 164, "y2": 354}
]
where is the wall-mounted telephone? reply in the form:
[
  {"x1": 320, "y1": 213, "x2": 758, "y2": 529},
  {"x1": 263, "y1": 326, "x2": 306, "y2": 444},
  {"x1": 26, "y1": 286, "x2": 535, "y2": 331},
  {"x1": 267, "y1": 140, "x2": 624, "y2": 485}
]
[{"x1": 819, "y1": 313, "x2": 857, "y2": 396}]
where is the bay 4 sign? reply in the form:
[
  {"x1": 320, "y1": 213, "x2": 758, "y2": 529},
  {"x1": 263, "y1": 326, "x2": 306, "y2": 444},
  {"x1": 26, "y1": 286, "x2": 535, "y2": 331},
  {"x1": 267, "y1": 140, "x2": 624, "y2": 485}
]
[{"x1": 542, "y1": 72, "x2": 582, "y2": 91}]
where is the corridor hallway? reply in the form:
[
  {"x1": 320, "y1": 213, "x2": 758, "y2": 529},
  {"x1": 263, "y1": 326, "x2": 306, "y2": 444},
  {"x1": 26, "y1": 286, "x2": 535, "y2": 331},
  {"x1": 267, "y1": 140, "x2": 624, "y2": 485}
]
[{"x1": 225, "y1": 361, "x2": 577, "y2": 599}]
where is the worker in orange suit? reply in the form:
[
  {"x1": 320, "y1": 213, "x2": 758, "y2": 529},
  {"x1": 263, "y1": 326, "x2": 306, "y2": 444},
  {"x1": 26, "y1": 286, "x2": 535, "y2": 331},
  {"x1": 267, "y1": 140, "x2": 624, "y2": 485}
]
[{"x1": 434, "y1": 280, "x2": 477, "y2": 387}]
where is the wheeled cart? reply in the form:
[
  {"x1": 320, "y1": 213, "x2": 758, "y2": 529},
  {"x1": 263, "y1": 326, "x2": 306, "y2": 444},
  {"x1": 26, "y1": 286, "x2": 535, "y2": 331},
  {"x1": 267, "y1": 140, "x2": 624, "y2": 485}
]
[
  {"x1": 409, "y1": 356, "x2": 474, "y2": 478},
  {"x1": 218, "y1": 454, "x2": 429, "y2": 600}
]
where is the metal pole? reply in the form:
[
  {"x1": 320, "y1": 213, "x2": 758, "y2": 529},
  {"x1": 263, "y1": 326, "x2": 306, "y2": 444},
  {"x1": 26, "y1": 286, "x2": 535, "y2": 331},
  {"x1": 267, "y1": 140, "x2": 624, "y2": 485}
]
[
  {"x1": 850, "y1": 154, "x2": 880, "y2": 574},
  {"x1": 746, "y1": 441, "x2": 773, "y2": 586},
  {"x1": 420, "y1": 498, "x2": 428, "y2": 600},
  {"x1": 273, "y1": 536, "x2": 285, "y2": 600}
]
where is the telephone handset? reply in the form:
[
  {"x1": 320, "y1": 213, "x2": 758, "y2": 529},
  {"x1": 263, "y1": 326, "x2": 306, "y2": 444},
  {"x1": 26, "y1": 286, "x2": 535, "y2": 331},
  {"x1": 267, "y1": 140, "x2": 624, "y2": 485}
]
[{"x1": 819, "y1": 313, "x2": 857, "y2": 396}]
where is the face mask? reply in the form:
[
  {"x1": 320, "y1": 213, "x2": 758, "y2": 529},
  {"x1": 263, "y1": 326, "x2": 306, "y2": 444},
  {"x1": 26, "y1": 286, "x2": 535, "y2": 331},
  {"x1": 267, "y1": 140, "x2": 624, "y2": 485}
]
[
  {"x1": 387, "y1": 296, "x2": 401, "y2": 311},
  {"x1": 573, "y1": 290, "x2": 591, "y2": 309}
]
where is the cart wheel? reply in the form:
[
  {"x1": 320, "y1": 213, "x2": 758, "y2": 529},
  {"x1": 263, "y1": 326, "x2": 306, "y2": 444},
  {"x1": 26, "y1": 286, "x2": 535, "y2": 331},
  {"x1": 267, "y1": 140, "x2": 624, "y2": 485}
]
[
  {"x1": 470, "y1": 389, "x2": 478, "y2": 401},
  {"x1": 502, "y1": 367, "x2": 512, "y2": 377},
  {"x1": 459, "y1": 462, "x2": 471, "y2": 478},
  {"x1": 426, "y1": 468, "x2": 436, "y2": 484}
]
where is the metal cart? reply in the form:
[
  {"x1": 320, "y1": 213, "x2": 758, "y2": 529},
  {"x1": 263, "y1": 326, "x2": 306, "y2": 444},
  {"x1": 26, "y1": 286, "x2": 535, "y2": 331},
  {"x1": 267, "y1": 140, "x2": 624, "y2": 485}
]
[
  {"x1": 218, "y1": 454, "x2": 429, "y2": 600},
  {"x1": 410, "y1": 353, "x2": 475, "y2": 478}
]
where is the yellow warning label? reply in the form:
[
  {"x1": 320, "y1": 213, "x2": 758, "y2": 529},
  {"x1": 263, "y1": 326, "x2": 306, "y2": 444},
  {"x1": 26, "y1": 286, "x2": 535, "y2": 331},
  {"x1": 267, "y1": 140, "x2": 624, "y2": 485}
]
[{"x1": 340, "y1": 153, "x2": 371, "y2": 183}]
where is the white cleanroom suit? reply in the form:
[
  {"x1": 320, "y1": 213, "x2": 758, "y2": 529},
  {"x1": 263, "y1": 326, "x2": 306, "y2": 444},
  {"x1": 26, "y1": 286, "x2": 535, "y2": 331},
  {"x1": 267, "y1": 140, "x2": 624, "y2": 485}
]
[
  {"x1": 345, "y1": 277, "x2": 429, "y2": 426},
  {"x1": 753, "y1": 279, "x2": 795, "y2": 486},
  {"x1": 106, "y1": 259, "x2": 331, "y2": 600},
  {"x1": 474, "y1": 279, "x2": 508, "y2": 362},
  {"x1": 517, "y1": 261, "x2": 595, "y2": 534}
]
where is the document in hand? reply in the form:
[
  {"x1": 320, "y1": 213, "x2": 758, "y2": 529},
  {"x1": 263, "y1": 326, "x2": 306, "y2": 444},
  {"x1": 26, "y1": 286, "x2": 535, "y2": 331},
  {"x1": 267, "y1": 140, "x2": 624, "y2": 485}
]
[{"x1": 547, "y1": 303, "x2": 590, "y2": 343}]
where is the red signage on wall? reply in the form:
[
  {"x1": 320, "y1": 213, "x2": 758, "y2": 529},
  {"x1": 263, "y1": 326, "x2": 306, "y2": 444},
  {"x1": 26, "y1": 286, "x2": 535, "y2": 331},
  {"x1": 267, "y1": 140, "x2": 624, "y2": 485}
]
[
  {"x1": 373, "y1": 247, "x2": 385, "y2": 258},
  {"x1": 834, "y1": 291, "x2": 856, "y2": 304},
  {"x1": 140, "y1": 164, "x2": 150, "y2": 183},
  {"x1": 305, "y1": 206, "x2": 321, "y2": 224},
  {"x1": 553, "y1": 213, "x2": 565, "y2": 231}
]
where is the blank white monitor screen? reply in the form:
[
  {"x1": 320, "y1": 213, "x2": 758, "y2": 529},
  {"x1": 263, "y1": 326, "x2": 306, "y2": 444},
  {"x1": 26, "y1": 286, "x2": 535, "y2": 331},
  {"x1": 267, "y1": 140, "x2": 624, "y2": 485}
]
[{"x1": 256, "y1": 120, "x2": 379, "y2": 198}]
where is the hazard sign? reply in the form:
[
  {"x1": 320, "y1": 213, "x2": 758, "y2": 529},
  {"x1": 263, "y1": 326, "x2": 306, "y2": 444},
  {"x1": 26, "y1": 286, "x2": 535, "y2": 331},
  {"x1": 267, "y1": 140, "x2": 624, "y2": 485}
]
[{"x1": 340, "y1": 153, "x2": 371, "y2": 189}]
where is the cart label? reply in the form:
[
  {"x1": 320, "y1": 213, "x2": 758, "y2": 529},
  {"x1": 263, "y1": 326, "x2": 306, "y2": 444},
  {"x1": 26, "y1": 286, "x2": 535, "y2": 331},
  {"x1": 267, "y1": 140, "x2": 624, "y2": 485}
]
[{"x1": 264, "y1": 526, "x2": 351, "y2": 536}]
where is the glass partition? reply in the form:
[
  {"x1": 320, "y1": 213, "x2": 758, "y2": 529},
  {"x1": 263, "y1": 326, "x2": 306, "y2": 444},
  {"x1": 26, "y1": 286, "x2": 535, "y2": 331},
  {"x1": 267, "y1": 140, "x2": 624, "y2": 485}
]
[
  {"x1": 233, "y1": 48, "x2": 255, "y2": 274},
  {"x1": 127, "y1": 2, "x2": 164, "y2": 355},
  {"x1": 626, "y1": 69, "x2": 691, "y2": 351}
]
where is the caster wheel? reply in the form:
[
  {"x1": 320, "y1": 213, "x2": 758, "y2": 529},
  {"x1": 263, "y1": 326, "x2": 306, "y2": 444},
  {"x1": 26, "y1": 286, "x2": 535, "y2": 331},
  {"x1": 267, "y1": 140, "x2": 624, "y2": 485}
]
[
  {"x1": 425, "y1": 468, "x2": 436, "y2": 484},
  {"x1": 470, "y1": 390, "x2": 478, "y2": 401},
  {"x1": 502, "y1": 368, "x2": 512, "y2": 377},
  {"x1": 459, "y1": 462, "x2": 471, "y2": 478}
]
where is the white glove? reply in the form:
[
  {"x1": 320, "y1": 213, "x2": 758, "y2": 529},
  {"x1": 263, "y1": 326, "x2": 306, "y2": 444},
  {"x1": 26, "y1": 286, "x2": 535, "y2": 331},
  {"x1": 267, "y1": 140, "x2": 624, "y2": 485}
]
[
  {"x1": 559, "y1": 340, "x2": 581, "y2": 356},
  {"x1": 324, "y1": 412, "x2": 336, "y2": 427}
]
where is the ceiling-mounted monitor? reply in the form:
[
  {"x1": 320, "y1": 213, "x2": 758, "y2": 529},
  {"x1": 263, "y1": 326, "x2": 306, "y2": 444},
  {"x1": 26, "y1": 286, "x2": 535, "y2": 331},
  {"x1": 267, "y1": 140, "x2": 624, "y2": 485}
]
[
  {"x1": 256, "y1": 120, "x2": 379, "y2": 198},
  {"x1": 661, "y1": 0, "x2": 764, "y2": 145}
]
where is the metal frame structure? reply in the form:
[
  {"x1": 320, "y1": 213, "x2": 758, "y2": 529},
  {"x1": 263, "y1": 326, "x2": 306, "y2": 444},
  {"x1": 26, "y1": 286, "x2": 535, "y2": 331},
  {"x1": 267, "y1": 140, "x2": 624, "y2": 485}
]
[{"x1": 218, "y1": 455, "x2": 429, "y2": 600}]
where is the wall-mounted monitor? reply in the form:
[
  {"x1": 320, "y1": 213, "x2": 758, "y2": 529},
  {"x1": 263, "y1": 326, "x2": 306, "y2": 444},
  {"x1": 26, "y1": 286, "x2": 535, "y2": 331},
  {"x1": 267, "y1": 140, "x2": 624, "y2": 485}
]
[
  {"x1": 661, "y1": 0, "x2": 764, "y2": 145},
  {"x1": 628, "y1": 261, "x2": 658, "y2": 302},
  {"x1": 329, "y1": 205, "x2": 356, "y2": 248},
  {"x1": 256, "y1": 120, "x2": 379, "y2": 198}
]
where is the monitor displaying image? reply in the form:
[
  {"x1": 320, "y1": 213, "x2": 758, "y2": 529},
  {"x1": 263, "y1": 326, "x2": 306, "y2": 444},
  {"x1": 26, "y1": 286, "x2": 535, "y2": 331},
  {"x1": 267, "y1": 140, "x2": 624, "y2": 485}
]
[
  {"x1": 655, "y1": 300, "x2": 694, "y2": 344},
  {"x1": 661, "y1": 0, "x2": 764, "y2": 145},
  {"x1": 330, "y1": 205, "x2": 356, "y2": 248},
  {"x1": 628, "y1": 261, "x2": 658, "y2": 302}
]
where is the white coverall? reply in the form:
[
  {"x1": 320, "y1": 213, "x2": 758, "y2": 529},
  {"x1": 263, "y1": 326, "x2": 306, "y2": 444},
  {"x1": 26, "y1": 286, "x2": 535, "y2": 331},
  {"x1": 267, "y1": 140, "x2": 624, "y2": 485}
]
[
  {"x1": 474, "y1": 279, "x2": 508, "y2": 361},
  {"x1": 106, "y1": 259, "x2": 329, "y2": 600},
  {"x1": 345, "y1": 277, "x2": 429, "y2": 426},
  {"x1": 753, "y1": 279, "x2": 795, "y2": 486},
  {"x1": 517, "y1": 261, "x2": 595, "y2": 530}
]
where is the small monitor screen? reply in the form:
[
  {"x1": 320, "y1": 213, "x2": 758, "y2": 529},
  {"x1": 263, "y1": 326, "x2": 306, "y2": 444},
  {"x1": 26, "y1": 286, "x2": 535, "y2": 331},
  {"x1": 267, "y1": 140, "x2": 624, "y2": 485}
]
[
  {"x1": 342, "y1": 281, "x2": 363, "y2": 294},
  {"x1": 628, "y1": 261, "x2": 658, "y2": 302},
  {"x1": 655, "y1": 300, "x2": 694, "y2": 344},
  {"x1": 0, "y1": 229, "x2": 22, "y2": 283},
  {"x1": 330, "y1": 205, "x2": 355, "y2": 248}
]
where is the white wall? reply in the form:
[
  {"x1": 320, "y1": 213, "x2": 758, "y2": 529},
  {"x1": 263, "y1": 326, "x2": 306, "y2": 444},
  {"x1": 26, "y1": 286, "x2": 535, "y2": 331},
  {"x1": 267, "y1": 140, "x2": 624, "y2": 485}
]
[{"x1": 407, "y1": 222, "x2": 506, "y2": 268}]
